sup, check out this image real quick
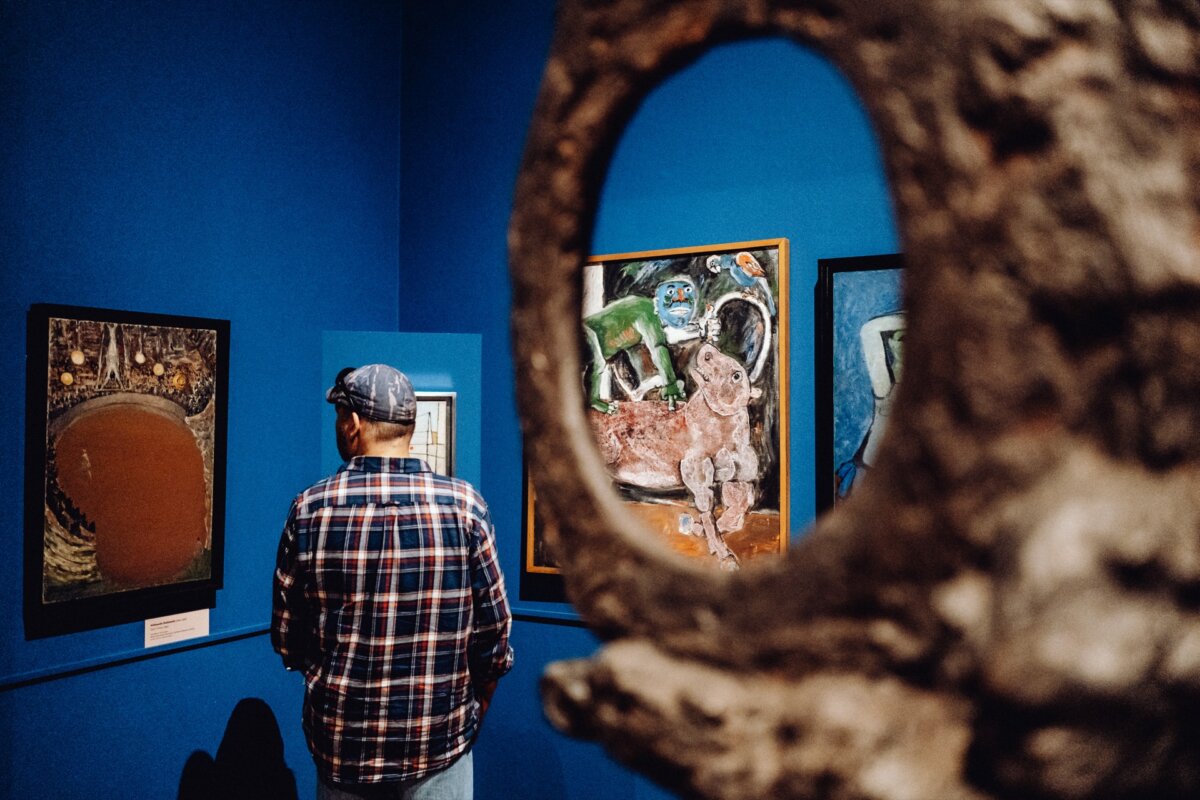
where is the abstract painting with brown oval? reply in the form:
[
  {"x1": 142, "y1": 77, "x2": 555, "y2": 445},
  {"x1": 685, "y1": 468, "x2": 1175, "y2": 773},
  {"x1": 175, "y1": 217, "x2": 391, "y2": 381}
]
[{"x1": 25, "y1": 304, "x2": 229, "y2": 638}]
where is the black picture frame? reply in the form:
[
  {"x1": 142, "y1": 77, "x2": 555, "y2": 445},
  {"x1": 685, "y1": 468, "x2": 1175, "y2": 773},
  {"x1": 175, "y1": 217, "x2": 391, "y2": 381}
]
[
  {"x1": 815, "y1": 254, "x2": 905, "y2": 514},
  {"x1": 413, "y1": 391, "x2": 457, "y2": 477},
  {"x1": 24, "y1": 304, "x2": 230, "y2": 639},
  {"x1": 518, "y1": 472, "x2": 566, "y2": 603}
]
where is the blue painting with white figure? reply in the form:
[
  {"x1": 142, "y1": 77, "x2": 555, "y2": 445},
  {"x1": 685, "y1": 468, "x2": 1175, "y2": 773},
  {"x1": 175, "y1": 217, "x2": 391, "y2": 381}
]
[{"x1": 832, "y1": 267, "x2": 905, "y2": 503}]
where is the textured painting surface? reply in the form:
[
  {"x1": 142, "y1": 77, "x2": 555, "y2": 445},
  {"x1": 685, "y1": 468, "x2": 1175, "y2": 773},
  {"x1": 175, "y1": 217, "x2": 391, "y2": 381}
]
[
  {"x1": 831, "y1": 267, "x2": 905, "y2": 503},
  {"x1": 412, "y1": 394, "x2": 455, "y2": 476},
  {"x1": 40, "y1": 315, "x2": 220, "y2": 603},
  {"x1": 528, "y1": 240, "x2": 788, "y2": 573}
]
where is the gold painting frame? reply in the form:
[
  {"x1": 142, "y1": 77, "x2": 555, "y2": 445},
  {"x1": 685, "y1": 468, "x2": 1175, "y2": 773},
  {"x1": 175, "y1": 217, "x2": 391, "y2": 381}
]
[{"x1": 522, "y1": 239, "x2": 789, "y2": 598}]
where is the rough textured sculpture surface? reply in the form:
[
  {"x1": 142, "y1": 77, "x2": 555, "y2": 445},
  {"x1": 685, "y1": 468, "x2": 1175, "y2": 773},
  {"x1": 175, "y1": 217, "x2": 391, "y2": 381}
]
[{"x1": 508, "y1": 1, "x2": 1200, "y2": 797}]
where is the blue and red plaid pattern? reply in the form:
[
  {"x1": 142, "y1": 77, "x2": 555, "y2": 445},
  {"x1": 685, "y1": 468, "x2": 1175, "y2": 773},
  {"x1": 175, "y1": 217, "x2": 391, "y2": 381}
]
[{"x1": 272, "y1": 457, "x2": 513, "y2": 785}]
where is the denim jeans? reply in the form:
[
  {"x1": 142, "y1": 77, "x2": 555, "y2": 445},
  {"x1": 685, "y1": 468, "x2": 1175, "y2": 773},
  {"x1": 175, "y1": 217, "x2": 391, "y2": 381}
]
[{"x1": 316, "y1": 752, "x2": 473, "y2": 800}]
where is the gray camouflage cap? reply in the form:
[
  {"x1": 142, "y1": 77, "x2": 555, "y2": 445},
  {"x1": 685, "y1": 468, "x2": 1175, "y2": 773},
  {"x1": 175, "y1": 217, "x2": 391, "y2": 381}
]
[{"x1": 326, "y1": 364, "x2": 417, "y2": 424}]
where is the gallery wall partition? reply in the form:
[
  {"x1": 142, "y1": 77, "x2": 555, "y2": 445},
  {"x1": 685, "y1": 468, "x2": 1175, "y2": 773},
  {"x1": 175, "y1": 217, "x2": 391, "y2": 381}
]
[
  {"x1": 320, "y1": 332, "x2": 482, "y2": 486},
  {"x1": 0, "y1": 2, "x2": 400, "y2": 798}
]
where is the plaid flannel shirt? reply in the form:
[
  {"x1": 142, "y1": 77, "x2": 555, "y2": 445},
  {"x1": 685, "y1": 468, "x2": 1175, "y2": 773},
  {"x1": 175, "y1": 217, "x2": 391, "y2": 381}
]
[{"x1": 271, "y1": 457, "x2": 513, "y2": 785}]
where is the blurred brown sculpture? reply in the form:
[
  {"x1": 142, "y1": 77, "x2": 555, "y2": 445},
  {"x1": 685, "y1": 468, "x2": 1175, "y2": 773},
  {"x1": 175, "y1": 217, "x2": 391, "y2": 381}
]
[{"x1": 508, "y1": 1, "x2": 1200, "y2": 798}]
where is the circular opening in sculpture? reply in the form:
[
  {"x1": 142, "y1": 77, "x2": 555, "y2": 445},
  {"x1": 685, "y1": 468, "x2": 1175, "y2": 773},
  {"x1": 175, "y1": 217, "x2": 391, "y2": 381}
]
[{"x1": 578, "y1": 37, "x2": 897, "y2": 571}]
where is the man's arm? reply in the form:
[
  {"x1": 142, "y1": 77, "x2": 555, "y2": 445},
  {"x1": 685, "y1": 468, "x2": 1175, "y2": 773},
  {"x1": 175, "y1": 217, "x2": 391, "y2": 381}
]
[
  {"x1": 466, "y1": 501, "x2": 514, "y2": 710},
  {"x1": 475, "y1": 677, "x2": 500, "y2": 723},
  {"x1": 271, "y1": 498, "x2": 314, "y2": 671}
]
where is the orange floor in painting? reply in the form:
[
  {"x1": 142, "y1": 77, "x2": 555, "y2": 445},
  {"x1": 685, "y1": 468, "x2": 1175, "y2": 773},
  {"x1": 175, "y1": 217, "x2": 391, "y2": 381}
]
[{"x1": 55, "y1": 405, "x2": 207, "y2": 587}]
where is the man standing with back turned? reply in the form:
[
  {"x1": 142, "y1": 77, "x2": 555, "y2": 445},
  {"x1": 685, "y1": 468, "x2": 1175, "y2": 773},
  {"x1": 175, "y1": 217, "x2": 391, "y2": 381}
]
[{"x1": 272, "y1": 364, "x2": 513, "y2": 800}]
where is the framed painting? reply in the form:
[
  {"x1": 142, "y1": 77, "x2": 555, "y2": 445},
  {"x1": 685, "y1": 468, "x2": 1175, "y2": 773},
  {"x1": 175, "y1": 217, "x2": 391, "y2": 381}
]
[
  {"x1": 815, "y1": 254, "x2": 905, "y2": 513},
  {"x1": 412, "y1": 391, "x2": 456, "y2": 477},
  {"x1": 24, "y1": 304, "x2": 230, "y2": 638},
  {"x1": 522, "y1": 239, "x2": 789, "y2": 598}
]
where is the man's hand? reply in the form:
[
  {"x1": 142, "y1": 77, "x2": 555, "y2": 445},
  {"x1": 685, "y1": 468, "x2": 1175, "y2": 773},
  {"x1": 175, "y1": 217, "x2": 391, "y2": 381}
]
[{"x1": 476, "y1": 678, "x2": 499, "y2": 725}]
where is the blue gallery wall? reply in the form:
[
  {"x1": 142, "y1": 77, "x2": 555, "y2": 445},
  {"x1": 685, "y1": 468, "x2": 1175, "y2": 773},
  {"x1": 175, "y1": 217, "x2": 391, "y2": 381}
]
[
  {"x1": 0, "y1": 0, "x2": 899, "y2": 798},
  {"x1": 0, "y1": 2, "x2": 400, "y2": 798},
  {"x1": 397, "y1": 2, "x2": 897, "y2": 798}
]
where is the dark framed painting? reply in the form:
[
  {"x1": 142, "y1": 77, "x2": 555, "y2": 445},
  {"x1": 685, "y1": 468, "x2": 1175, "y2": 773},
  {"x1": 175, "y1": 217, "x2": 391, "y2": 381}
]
[
  {"x1": 522, "y1": 239, "x2": 789, "y2": 600},
  {"x1": 815, "y1": 254, "x2": 905, "y2": 513},
  {"x1": 24, "y1": 304, "x2": 230, "y2": 638},
  {"x1": 413, "y1": 391, "x2": 456, "y2": 477}
]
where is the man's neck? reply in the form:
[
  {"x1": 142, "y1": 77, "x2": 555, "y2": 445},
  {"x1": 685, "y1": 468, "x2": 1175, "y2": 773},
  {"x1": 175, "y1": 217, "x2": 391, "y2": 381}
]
[{"x1": 358, "y1": 442, "x2": 411, "y2": 459}]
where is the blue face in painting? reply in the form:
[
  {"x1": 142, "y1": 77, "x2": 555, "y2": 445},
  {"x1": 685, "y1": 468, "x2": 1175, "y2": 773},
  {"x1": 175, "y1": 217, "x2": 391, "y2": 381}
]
[{"x1": 655, "y1": 278, "x2": 697, "y2": 329}]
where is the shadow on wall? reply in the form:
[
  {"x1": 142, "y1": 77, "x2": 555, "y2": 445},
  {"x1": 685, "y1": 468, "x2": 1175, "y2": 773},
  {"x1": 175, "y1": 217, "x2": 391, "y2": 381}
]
[{"x1": 178, "y1": 697, "x2": 298, "y2": 800}]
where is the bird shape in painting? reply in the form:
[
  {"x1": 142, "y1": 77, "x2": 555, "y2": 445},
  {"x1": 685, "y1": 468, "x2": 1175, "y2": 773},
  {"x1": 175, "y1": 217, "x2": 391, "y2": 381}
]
[{"x1": 707, "y1": 251, "x2": 776, "y2": 316}]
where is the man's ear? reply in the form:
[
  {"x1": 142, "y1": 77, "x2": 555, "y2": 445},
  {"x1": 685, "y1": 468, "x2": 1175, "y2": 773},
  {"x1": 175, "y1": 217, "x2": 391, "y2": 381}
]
[{"x1": 347, "y1": 410, "x2": 364, "y2": 437}]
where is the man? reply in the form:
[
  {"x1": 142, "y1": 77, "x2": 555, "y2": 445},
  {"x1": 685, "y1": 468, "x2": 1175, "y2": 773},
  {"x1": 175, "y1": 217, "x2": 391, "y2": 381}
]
[{"x1": 272, "y1": 364, "x2": 513, "y2": 800}]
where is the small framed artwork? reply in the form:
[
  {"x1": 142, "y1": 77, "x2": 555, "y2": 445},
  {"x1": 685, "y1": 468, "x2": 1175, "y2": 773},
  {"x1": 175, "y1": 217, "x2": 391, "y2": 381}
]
[
  {"x1": 520, "y1": 479, "x2": 565, "y2": 602},
  {"x1": 24, "y1": 304, "x2": 230, "y2": 638},
  {"x1": 413, "y1": 392, "x2": 456, "y2": 476},
  {"x1": 522, "y1": 239, "x2": 789, "y2": 600},
  {"x1": 815, "y1": 254, "x2": 905, "y2": 513}
]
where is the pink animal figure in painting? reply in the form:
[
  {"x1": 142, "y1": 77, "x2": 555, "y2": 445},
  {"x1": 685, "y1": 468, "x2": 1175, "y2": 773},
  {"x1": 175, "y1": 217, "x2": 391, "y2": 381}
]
[{"x1": 589, "y1": 343, "x2": 762, "y2": 569}]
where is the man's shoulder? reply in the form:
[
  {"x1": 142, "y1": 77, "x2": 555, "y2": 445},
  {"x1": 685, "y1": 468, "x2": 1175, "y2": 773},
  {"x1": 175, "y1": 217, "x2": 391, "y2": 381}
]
[
  {"x1": 291, "y1": 468, "x2": 488, "y2": 518},
  {"x1": 425, "y1": 473, "x2": 489, "y2": 517},
  {"x1": 290, "y1": 470, "x2": 348, "y2": 514}
]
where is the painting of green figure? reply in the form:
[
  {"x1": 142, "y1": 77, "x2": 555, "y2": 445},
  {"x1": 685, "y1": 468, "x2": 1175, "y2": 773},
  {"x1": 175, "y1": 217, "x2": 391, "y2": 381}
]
[{"x1": 526, "y1": 239, "x2": 789, "y2": 576}]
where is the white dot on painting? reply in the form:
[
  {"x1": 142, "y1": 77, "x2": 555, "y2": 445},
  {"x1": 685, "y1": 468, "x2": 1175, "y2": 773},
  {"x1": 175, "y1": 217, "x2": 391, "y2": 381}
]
[
  {"x1": 60, "y1": 372, "x2": 74, "y2": 386},
  {"x1": 135, "y1": 352, "x2": 146, "y2": 364},
  {"x1": 153, "y1": 363, "x2": 165, "y2": 376},
  {"x1": 70, "y1": 350, "x2": 85, "y2": 365}
]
